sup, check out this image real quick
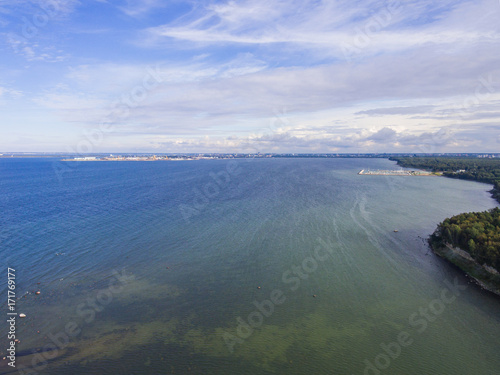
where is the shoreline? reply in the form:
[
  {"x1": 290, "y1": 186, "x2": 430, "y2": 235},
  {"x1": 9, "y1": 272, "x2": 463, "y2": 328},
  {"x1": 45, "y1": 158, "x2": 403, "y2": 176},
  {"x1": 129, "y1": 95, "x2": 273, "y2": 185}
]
[
  {"x1": 390, "y1": 158, "x2": 500, "y2": 297},
  {"x1": 358, "y1": 169, "x2": 436, "y2": 176},
  {"x1": 429, "y1": 241, "x2": 500, "y2": 296}
]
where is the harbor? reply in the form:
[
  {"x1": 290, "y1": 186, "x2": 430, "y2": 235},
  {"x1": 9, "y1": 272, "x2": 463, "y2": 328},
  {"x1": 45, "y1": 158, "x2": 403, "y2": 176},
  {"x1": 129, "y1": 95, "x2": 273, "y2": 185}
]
[{"x1": 358, "y1": 169, "x2": 435, "y2": 176}]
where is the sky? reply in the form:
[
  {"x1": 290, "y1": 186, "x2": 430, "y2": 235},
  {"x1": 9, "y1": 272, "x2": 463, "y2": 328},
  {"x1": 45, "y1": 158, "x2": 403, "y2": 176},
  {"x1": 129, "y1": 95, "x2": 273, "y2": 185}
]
[{"x1": 0, "y1": 0, "x2": 499, "y2": 153}]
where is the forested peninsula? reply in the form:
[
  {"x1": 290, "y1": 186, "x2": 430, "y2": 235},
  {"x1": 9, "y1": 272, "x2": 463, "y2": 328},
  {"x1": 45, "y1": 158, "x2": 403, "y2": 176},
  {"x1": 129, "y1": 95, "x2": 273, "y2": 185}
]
[{"x1": 390, "y1": 157, "x2": 500, "y2": 295}]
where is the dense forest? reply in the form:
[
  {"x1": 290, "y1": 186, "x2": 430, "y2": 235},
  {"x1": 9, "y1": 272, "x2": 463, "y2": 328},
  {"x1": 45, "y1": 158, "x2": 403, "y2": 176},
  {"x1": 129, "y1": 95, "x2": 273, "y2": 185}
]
[
  {"x1": 390, "y1": 157, "x2": 500, "y2": 203},
  {"x1": 431, "y1": 208, "x2": 500, "y2": 272}
]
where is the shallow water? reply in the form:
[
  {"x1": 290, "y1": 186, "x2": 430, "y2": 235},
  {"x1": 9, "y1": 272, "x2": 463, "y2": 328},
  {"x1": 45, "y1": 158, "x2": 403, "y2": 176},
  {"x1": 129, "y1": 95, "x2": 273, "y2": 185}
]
[{"x1": 1, "y1": 157, "x2": 499, "y2": 375}]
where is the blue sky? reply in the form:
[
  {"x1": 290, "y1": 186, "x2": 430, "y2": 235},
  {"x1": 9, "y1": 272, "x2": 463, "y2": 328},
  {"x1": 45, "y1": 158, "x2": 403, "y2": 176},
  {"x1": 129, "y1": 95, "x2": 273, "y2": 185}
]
[{"x1": 1, "y1": 0, "x2": 499, "y2": 153}]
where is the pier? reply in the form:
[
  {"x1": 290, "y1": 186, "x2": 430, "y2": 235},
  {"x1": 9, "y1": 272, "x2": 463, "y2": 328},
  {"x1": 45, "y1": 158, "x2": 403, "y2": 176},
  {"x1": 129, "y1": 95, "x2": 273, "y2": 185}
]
[{"x1": 358, "y1": 169, "x2": 434, "y2": 176}]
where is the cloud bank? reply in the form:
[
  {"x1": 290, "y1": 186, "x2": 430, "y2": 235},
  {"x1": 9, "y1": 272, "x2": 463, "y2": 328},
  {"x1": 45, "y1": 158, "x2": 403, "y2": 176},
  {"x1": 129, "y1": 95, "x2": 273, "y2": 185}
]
[{"x1": 1, "y1": 0, "x2": 499, "y2": 152}]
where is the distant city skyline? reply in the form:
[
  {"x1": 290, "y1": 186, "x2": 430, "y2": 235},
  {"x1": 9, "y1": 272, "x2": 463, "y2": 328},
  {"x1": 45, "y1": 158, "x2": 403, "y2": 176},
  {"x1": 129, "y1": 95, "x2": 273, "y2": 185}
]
[{"x1": 1, "y1": 0, "x2": 500, "y2": 153}]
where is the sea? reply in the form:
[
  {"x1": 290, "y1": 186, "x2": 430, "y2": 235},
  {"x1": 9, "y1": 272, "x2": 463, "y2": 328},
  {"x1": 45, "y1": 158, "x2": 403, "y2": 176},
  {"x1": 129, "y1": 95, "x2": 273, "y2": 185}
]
[{"x1": 0, "y1": 157, "x2": 499, "y2": 375}]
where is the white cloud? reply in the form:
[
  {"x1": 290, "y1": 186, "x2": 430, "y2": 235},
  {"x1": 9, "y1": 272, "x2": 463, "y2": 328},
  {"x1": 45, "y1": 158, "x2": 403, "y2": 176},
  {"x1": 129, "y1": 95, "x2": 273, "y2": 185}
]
[
  {"x1": 3, "y1": 0, "x2": 500, "y2": 152},
  {"x1": 144, "y1": 0, "x2": 500, "y2": 62},
  {"x1": 356, "y1": 106, "x2": 437, "y2": 116},
  {"x1": 0, "y1": 0, "x2": 80, "y2": 18},
  {"x1": 30, "y1": 33, "x2": 500, "y2": 151},
  {"x1": 0, "y1": 86, "x2": 23, "y2": 100},
  {"x1": 144, "y1": 123, "x2": 496, "y2": 154},
  {"x1": 117, "y1": 0, "x2": 168, "y2": 17}
]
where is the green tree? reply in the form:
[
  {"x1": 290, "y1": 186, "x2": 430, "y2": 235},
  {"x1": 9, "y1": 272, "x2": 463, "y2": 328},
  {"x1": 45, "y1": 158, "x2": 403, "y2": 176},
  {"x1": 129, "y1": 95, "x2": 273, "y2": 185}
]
[{"x1": 468, "y1": 239, "x2": 476, "y2": 255}]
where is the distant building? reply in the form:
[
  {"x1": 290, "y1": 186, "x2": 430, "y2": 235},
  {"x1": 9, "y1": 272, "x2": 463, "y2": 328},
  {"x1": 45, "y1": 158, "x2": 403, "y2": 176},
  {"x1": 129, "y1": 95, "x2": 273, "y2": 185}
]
[{"x1": 74, "y1": 156, "x2": 97, "y2": 160}]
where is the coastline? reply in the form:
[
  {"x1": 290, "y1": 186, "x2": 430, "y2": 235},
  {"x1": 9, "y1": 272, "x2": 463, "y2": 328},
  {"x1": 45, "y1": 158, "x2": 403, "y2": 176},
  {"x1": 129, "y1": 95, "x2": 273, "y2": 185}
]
[
  {"x1": 429, "y1": 241, "x2": 500, "y2": 296},
  {"x1": 391, "y1": 157, "x2": 500, "y2": 296},
  {"x1": 358, "y1": 169, "x2": 436, "y2": 176}
]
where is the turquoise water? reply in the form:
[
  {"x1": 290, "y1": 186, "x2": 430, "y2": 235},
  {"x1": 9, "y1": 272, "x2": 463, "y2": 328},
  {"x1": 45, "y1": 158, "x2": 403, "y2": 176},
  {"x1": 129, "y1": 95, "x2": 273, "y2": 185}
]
[{"x1": 1, "y1": 157, "x2": 499, "y2": 374}]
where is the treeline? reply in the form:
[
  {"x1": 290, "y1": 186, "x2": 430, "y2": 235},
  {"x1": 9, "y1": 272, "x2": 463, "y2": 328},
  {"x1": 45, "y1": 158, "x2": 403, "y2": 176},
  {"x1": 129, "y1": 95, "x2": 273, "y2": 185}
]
[
  {"x1": 431, "y1": 208, "x2": 500, "y2": 272},
  {"x1": 390, "y1": 156, "x2": 500, "y2": 274},
  {"x1": 390, "y1": 157, "x2": 500, "y2": 203}
]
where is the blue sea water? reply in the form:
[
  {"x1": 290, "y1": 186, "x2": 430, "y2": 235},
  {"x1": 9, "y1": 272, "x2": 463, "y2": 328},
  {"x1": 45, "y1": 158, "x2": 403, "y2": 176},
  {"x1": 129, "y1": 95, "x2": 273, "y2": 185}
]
[{"x1": 0, "y1": 157, "x2": 499, "y2": 375}]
